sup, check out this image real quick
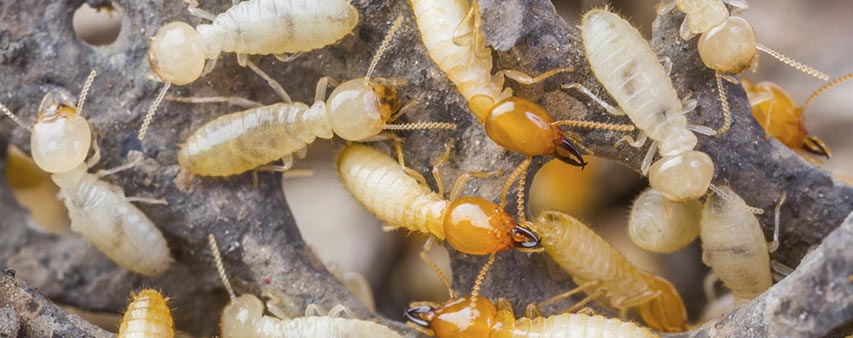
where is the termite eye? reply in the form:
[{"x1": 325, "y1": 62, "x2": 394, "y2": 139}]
[
  {"x1": 404, "y1": 306, "x2": 434, "y2": 328},
  {"x1": 148, "y1": 22, "x2": 206, "y2": 85},
  {"x1": 510, "y1": 226, "x2": 541, "y2": 249}
]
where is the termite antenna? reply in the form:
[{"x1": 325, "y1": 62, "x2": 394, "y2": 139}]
[
  {"x1": 468, "y1": 253, "x2": 496, "y2": 316},
  {"x1": 0, "y1": 101, "x2": 31, "y2": 131},
  {"x1": 419, "y1": 241, "x2": 455, "y2": 299},
  {"x1": 500, "y1": 157, "x2": 532, "y2": 208},
  {"x1": 76, "y1": 69, "x2": 97, "y2": 117},
  {"x1": 755, "y1": 44, "x2": 829, "y2": 81},
  {"x1": 208, "y1": 234, "x2": 237, "y2": 301},
  {"x1": 708, "y1": 184, "x2": 764, "y2": 215},
  {"x1": 715, "y1": 71, "x2": 732, "y2": 136},
  {"x1": 801, "y1": 73, "x2": 853, "y2": 110},
  {"x1": 364, "y1": 15, "x2": 405, "y2": 83},
  {"x1": 138, "y1": 82, "x2": 171, "y2": 141}
]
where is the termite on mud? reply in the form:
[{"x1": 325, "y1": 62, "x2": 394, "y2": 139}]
[
  {"x1": 658, "y1": 0, "x2": 830, "y2": 136},
  {"x1": 208, "y1": 234, "x2": 406, "y2": 338},
  {"x1": 0, "y1": 71, "x2": 172, "y2": 277},
  {"x1": 117, "y1": 289, "x2": 175, "y2": 338},
  {"x1": 628, "y1": 187, "x2": 702, "y2": 254},
  {"x1": 170, "y1": 16, "x2": 454, "y2": 177},
  {"x1": 743, "y1": 73, "x2": 853, "y2": 159},
  {"x1": 530, "y1": 211, "x2": 689, "y2": 332},
  {"x1": 568, "y1": 8, "x2": 715, "y2": 203}
]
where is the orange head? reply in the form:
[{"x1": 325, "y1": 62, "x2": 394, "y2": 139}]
[
  {"x1": 405, "y1": 296, "x2": 500, "y2": 337},
  {"x1": 636, "y1": 275, "x2": 689, "y2": 332},
  {"x1": 443, "y1": 196, "x2": 540, "y2": 255},
  {"x1": 484, "y1": 97, "x2": 586, "y2": 168}
]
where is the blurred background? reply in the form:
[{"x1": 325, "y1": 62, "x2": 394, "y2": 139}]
[{"x1": 8, "y1": 0, "x2": 850, "y2": 334}]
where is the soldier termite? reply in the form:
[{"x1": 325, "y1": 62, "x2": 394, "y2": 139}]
[
  {"x1": 171, "y1": 16, "x2": 454, "y2": 177},
  {"x1": 208, "y1": 234, "x2": 406, "y2": 338},
  {"x1": 117, "y1": 289, "x2": 175, "y2": 338},
  {"x1": 139, "y1": 0, "x2": 360, "y2": 140},
  {"x1": 530, "y1": 211, "x2": 689, "y2": 332},
  {"x1": 658, "y1": 0, "x2": 830, "y2": 135},
  {"x1": 743, "y1": 73, "x2": 853, "y2": 159},
  {"x1": 6, "y1": 145, "x2": 71, "y2": 235},
  {"x1": 568, "y1": 8, "x2": 715, "y2": 203},
  {"x1": 409, "y1": 0, "x2": 635, "y2": 206},
  {"x1": 0, "y1": 70, "x2": 172, "y2": 277},
  {"x1": 628, "y1": 187, "x2": 702, "y2": 254}
]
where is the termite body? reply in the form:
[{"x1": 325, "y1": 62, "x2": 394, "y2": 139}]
[
  {"x1": 629, "y1": 188, "x2": 702, "y2": 253},
  {"x1": 405, "y1": 295, "x2": 659, "y2": 337},
  {"x1": 117, "y1": 289, "x2": 174, "y2": 338},
  {"x1": 532, "y1": 211, "x2": 688, "y2": 332},
  {"x1": 574, "y1": 8, "x2": 714, "y2": 202},
  {"x1": 0, "y1": 72, "x2": 172, "y2": 277}
]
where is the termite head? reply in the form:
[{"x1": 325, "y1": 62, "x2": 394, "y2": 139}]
[
  {"x1": 327, "y1": 78, "x2": 399, "y2": 141},
  {"x1": 745, "y1": 81, "x2": 832, "y2": 158},
  {"x1": 31, "y1": 90, "x2": 91, "y2": 174},
  {"x1": 405, "y1": 297, "x2": 498, "y2": 337},
  {"x1": 649, "y1": 150, "x2": 714, "y2": 202},
  {"x1": 443, "y1": 196, "x2": 541, "y2": 255},
  {"x1": 698, "y1": 17, "x2": 757, "y2": 74},
  {"x1": 221, "y1": 294, "x2": 264, "y2": 337},
  {"x1": 148, "y1": 22, "x2": 207, "y2": 86}
]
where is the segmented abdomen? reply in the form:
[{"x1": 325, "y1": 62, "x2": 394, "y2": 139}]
[
  {"x1": 118, "y1": 289, "x2": 174, "y2": 338},
  {"x1": 179, "y1": 102, "x2": 331, "y2": 176},
  {"x1": 336, "y1": 145, "x2": 447, "y2": 238},
  {"x1": 581, "y1": 9, "x2": 683, "y2": 141},
  {"x1": 510, "y1": 313, "x2": 658, "y2": 338},
  {"x1": 410, "y1": 0, "x2": 505, "y2": 121},
  {"x1": 277, "y1": 317, "x2": 405, "y2": 338},
  {"x1": 53, "y1": 168, "x2": 171, "y2": 277},
  {"x1": 533, "y1": 211, "x2": 655, "y2": 308},
  {"x1": 199, "y1": 0, "x2": 359, "y2": 55}
]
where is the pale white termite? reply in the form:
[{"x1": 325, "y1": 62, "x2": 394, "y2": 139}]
[
  {"x1": 208, "y1": 234, "x2": 406, "y2": 338},
  {"x1": 139, "y1": 0, "x2": 360, "y2": 140},
  {"x1": 699, "y1": 186, "x2": 778, "y2": 305},
  {"x1": 117, "y1": 289, "x2": 175, "y2": 338},
  {"x1": 172, "y1": 16, "x2": 454, "y2": 177},
  {"x1": 0, "y1": 71, "x2": 172, "y2": 277},
  {"x1": 629, "y1": 187, "x2": 702, "y2": 253},
  {"x1": 567, "y1": 8, "x2": 715, "y2": 202},
  {"x1": 658, "y1": 0, "x2": 829, "y2": 135}
]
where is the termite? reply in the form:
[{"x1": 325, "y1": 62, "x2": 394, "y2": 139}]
[
  {"x1": 628, "y1": 187, "x2": 702, "y2": 253},
  {"x1": 743, "y1": 73, "x2": 853, "y2": 159},
  {"x1": 568, "y1": 8, "x2": 715, "y2": 202},
  {"x1": 172, "y1": 16, "x2": 454, "y2": 177},
  {"x1": 700, "y1": 185, "x2": 781, "y2": 305},
  {"x1": 403, "y1": 250, "x2": 659, "y2": 337},
  {"x1": 117, "y1": 289, "x2": 175, "y2": 338},
  {"x1": 6, "y1": 145, "x2": 71, "y2": 235},
  {"x1": 139, "y1": 0, "x2": 360, "y2": 140},
  {"x1": 527, "y1": 158, "x2": 599, "y2": 218},
  {"x1": 658, "y1": 0, "x2": 829, "y2": 135},
  {"x1": 208, "y1": 234, "x2": 406, "y2": 338},
  {"x1": 409, "y1": 0, "x2": 635, "y2": 202},
  {"x1": 530, "y1": 210, "x2": 689, "y2": 332},
  {"x1": 0, "y1": 70, "x2": 172, "y2": 276}
]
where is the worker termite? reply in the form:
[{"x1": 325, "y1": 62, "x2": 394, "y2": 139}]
[
  {"x1": 568, "y1": 8, "x2": 715, "y2": 202},
  {"x1": 139, "y1": 0, "x2": 360, "y2": 140},
  {"x1": 629, "y1": 187, "x2": 702, "y2": 253},
  {"x1": 530, "y1": 211, "x2": 689, "y2": 332},
  {"x1": 0, "y1": 70, "x2": 172, "y2": 277},
  {"x1": 403, "y1": 252, "x2": 659, "y2": 337},
  {"x1": 117, "y1": 289, "x2": 175, "y2": 338},
  {"x1": 658, "y1": 0, "x2": 830, "y2": 135},
  {"x1": 743, "y1": 73, "x2": 853, "y2": 159},
  {"x1": 208, "y1": 234, "x2": 406, "y2": 338},
  {"x1": 409, "y1": 0, "x2": 635, "y2": 200},
  {"x1": 700, "y1": 186, "x2": 781, "y2": 305},
  {"x1": 172, "y1": 16, "x2": 454, "y2": 177}
]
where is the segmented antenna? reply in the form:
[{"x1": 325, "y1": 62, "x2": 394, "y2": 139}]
[
  {"x1": 552, "y1": 119, "x2": 635, "y2": 132},
  {"x1": 708, "y1": 184, "x2": 764, "y2": 215},
  {"x1": 137, "y1": 82, "x2": 170, "y2": 141},
  {"x1": 756, "y1": 44, "x2": 829, "y2": 81},
  {"x1": 715, "y1": 72, "x2": 732, "y2": 136},
  {"x1": 0, "y1": 102, "x2": 31, "y2": 131},
  {"x1": 76, "y1": 69, "x2": 97, "y2": 117},
  {"x1": 420, "y1": 249, "x2": 455, "y2": 299},
  {"x1": 365, "y1": 15, "x2": 405, "y2": 82},
  {"x1": 500, "y1": 157, "x2": 531, "y2": 208},
  {"x1": 468, "y1": 253, "x2": 496, "y2": 317},
  {"x1": 208, "y1": 234, "x2": 237, "y2": 301},
  {"x1": 801, "y1": 73, "x2": 853, "y2": 110},
  {"x1": 384, "y1": 122, "x2": 457, "y2": 130}
]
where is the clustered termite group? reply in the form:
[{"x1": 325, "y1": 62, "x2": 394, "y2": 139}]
[{"x1": 1, "y1": 0, "x2": 849, "y2": 337}]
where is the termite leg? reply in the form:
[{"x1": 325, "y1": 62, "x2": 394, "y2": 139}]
[
  {"x1": 125, "y1": 197, "x2": 168, "y2": 205},
  {"x1": 524, "y1": 303, "x2": 543, "y2": 319},
  {"x1": 723, "y1": 0, "x2": 750, "y2": 11},
  {"x1": 391, "y1": 139, "x2": 428, "y2": 186},
  {"x1": 538, "y1": 280, "x2": 602, "y2": 308},
  {"x1": 562, "y1": 83, "x2": 626, "y2": 116},
  {"x1": 703, "y1": 272, "x2": 720, "y2": 302},
  {"x1": 257, "y1": 155, "x2": 295, "y2": 173},
  {"x1": 451, "y1": 1, "x2": 477, "y2": 47},
  {"x1": 96, "y1": 151, "x2": 143, "y2": 177},
  {"x1": 447, "y1": 170, "x2": 501, "y2": 201},
  {"x1": 679, "y1": 18, "x2": 696, "y2": 41},
  {"x1": 659, "y1": 56, "x2": 673, "y2": 76},
  {"x1": 769, "y1": 192, "x2": 786, "y2": 253},
  {"x1": 304, "y1": 304, "x2": 328, "y2": 317},
  {"x1": 617, "y1": 131, "x2": 647, "y2": 148},
  {"x1": 273, "y1": 52, "x2": 303, "y2": 63},
  {"x1": 576, "y1": 307, "x2": 599, "y2": 316},
  {"x1": 86, "y1": 138, "x2": 102, "y2": 169},
  {"x1": 433, "y1": 139, "x2": 454, "y2": 197},
  {"x1": 494, "y1": 67, "x2": 573, "y2": 86},
  {"x1": 770, "y1": 261, "x2": 794, "y2": 282},
  {"x1": 240, "y1": 55, "x2": 292, "y2": 104},
  {"x1": 564, "y1": 288, "x2": 604, "y2": 313},
  {"x1": 327, "y1": 304, "x2": 355, "y2": 319},
  {"x1": 313, "y1": 76, "x2": 339, "y2": 103},
  {"x1": 182, "y1": 0, "x2": 217, "y2": 21},
  {"x1": 640, "y1": 141, "x2": 659, "y2": 176},
  {"x1": 688, "y1": 124, "x2": 717, "y2": 136},
  {"x1": 388, "y1": 100, "x2": 416, "y2": 123},
  {"x1": 165, "y1": 95, "x2": 263, "y2": 108}
]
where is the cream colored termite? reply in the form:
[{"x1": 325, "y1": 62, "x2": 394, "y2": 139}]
[
  {"x1": 629, "y1": 187, "x2": 702, "y2": 253},
  {"x1": 0, "y1": 71, "x2": 172, "y2": 277},
  {"x1": 567, "y1": 8, "x2": 715, "y2": 202},
  {"x1": 208, "y1": 235, "x2": 406, "y2": 338},
  {"x1": 170, "y1": 16, "x2": 455, "y2": 177},
  {"x1": 117, "y1": 289, "x2": 175, "y2": 338},
  {"x1": 139, "y1": 0, "x2": 361, "y2": 140}
]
